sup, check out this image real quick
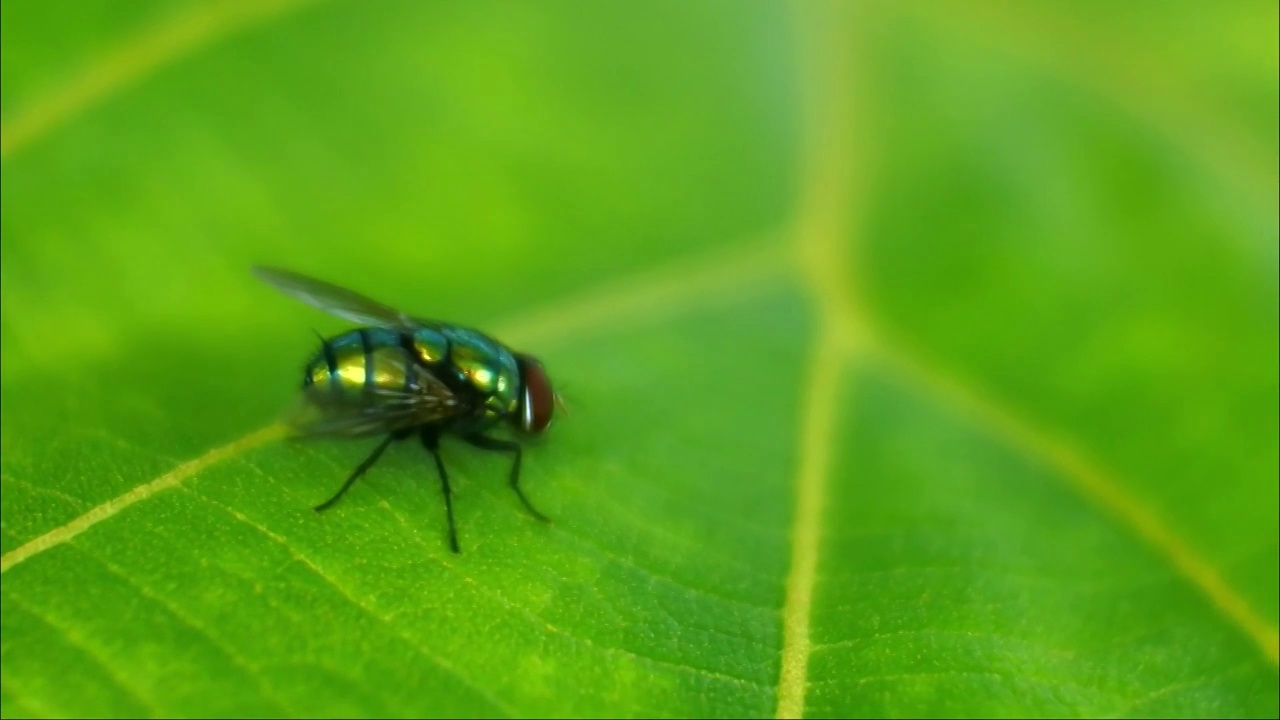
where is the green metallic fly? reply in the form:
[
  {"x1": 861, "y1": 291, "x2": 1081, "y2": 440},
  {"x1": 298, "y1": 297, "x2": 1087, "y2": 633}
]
[{"x1": 254, "y1": 266, "x2": 561, "y2": 553}]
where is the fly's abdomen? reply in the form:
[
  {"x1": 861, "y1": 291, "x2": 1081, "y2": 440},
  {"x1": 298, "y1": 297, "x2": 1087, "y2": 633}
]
[{"x1": 304, "y1": 328, "x2": 415, "y2": 397}]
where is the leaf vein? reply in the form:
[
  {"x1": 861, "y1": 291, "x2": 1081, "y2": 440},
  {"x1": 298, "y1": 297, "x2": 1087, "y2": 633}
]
[
  {"x1": 0, "y1": 681, "x2": 61, "y2": 719},
  {"x1": 1112, "y1": 661, "x2": 1257, "y2": 717},
  {"x1": 0, "y1": 236, "x2": 785, "y2": 574},
  {"x1": 299, "y1": 442, "x2": 779, "y2": 618},
  {"x1": 326, "y1": 466, "x2": 773, "y2": 691},
  {"x1": 188, "y1": 490, "x2": 519, "y2": 717},
  {"x1": 0, "y1": 0, "x2": 326, "y2": 160},
  {"x1": 866, "y1": 336, "x2": 1280, "y2": 667},
  {"x1": 0, "y1": 425, "x2": 286, "y2": 573},
  {"x1": 776, "y1": 0, "x2": 864, "y2": 716},
  {"x1": 1, "y1": 473, "x2": 90, "y2": 511},
  {"x1": 72, "y1": 546, "x2": 294, "y2": 716},
  {"x1": 3, "y1": 591, "x2": 160, "y2": 716}
]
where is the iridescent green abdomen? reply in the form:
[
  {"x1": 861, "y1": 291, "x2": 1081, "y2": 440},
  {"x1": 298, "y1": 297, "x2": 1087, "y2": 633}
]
[{"x1": 304, "y1": 327, "x2": 416, "y2": 397}]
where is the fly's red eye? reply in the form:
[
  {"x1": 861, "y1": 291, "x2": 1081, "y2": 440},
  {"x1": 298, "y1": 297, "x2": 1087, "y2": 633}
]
[{"x1": 519, "y1": 357, "x2": 555, "y2": 434}]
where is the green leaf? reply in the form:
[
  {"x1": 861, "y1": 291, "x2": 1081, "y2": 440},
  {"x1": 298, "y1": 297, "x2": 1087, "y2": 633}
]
[{"x1": 2, "y1": 1, "x2": 1276, "y2": 717}]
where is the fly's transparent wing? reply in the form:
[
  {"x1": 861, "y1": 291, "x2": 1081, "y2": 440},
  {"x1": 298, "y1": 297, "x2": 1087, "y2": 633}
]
[
  {"x1": 281, "y1": 360, "x2": 463, "y2": 439},
  {"x1": 254, "y1": 266, "x2": 433, "y2": 332}
]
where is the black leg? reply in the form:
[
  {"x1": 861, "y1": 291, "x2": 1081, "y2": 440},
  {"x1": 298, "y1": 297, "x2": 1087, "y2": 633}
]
[
  {"x1": 421, "y1": 430, "x2": 461, "y2": 554},
  {"x1": 315, "y1": 434, "x2": 396, "y2": 512},
  {"x1": 463, "y1": 434, "x2": 550, "y2": 523}
]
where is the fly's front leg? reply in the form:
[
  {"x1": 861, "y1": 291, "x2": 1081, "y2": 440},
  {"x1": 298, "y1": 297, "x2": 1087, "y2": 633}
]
[{"x1": 463, "y1": 434, "x2": 550, "y2": 523}]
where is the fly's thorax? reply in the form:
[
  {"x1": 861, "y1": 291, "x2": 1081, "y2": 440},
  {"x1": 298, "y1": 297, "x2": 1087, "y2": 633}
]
[
  {"x1": 410, "y1": 327, "x2": 449, "y2": 365},
  {"x1": 440, "y1": 327, "x2": 522, "y2": 419}
]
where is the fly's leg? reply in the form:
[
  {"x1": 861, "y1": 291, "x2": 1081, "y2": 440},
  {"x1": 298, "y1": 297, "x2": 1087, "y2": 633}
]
[
  {"x1": 421, "y1": 430, "x2": 461, "y2": 554},
  {"x1": 315, "y1": 433, "x2": 396, "y2": 512},
  {"x1": 463, "y1": 434, "x2": 550, "y2": 523}
]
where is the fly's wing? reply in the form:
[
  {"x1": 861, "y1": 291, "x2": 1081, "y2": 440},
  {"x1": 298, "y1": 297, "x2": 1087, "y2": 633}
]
[
  {"x1": 254, "y1": 266, "x2": 436, "y2": 332},
  {"x1": 280, "y1": 360, "x2": 463, "y2": 439}
]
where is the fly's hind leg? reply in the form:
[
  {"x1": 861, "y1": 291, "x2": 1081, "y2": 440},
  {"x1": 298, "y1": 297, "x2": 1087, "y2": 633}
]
[
  {"x1": 463, "y1": 434, "x2": 550, "y2": 523},
  {"x1": 315, "y1": 430, "x2": 406, "y2": 512},
  {"x1": 420, "y1": 429, "x2": 461, "y2": 554}
]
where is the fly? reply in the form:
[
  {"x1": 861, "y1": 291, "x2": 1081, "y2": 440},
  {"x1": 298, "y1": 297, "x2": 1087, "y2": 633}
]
[{"x1": 254, "y1": 266, "x2": 561, "y2": 553}]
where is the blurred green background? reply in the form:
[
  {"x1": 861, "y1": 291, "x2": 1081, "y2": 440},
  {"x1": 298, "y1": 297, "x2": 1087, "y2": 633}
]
[{"x1": 2, "y1": 0, "x2": 1276, "y2": 717}]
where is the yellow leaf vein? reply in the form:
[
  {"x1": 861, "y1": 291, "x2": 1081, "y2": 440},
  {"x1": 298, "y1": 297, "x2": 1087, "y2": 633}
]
[
  {"x1": 1, "y1": 0, "x2": 325, "y2": 160},
  {"x1": 0, "y1": 240, "x2": 787, "y2": 575}
]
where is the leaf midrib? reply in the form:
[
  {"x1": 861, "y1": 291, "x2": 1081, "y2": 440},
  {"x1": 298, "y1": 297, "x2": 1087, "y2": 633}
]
[{"x1": 775, "y1": 0, "x2": 1278, "y2": 715}]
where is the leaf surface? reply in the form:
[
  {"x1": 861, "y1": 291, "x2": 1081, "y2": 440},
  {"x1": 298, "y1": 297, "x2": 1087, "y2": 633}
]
[{"x1": 2, "y1": 1, "x2": 1276, "y2": 717}]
